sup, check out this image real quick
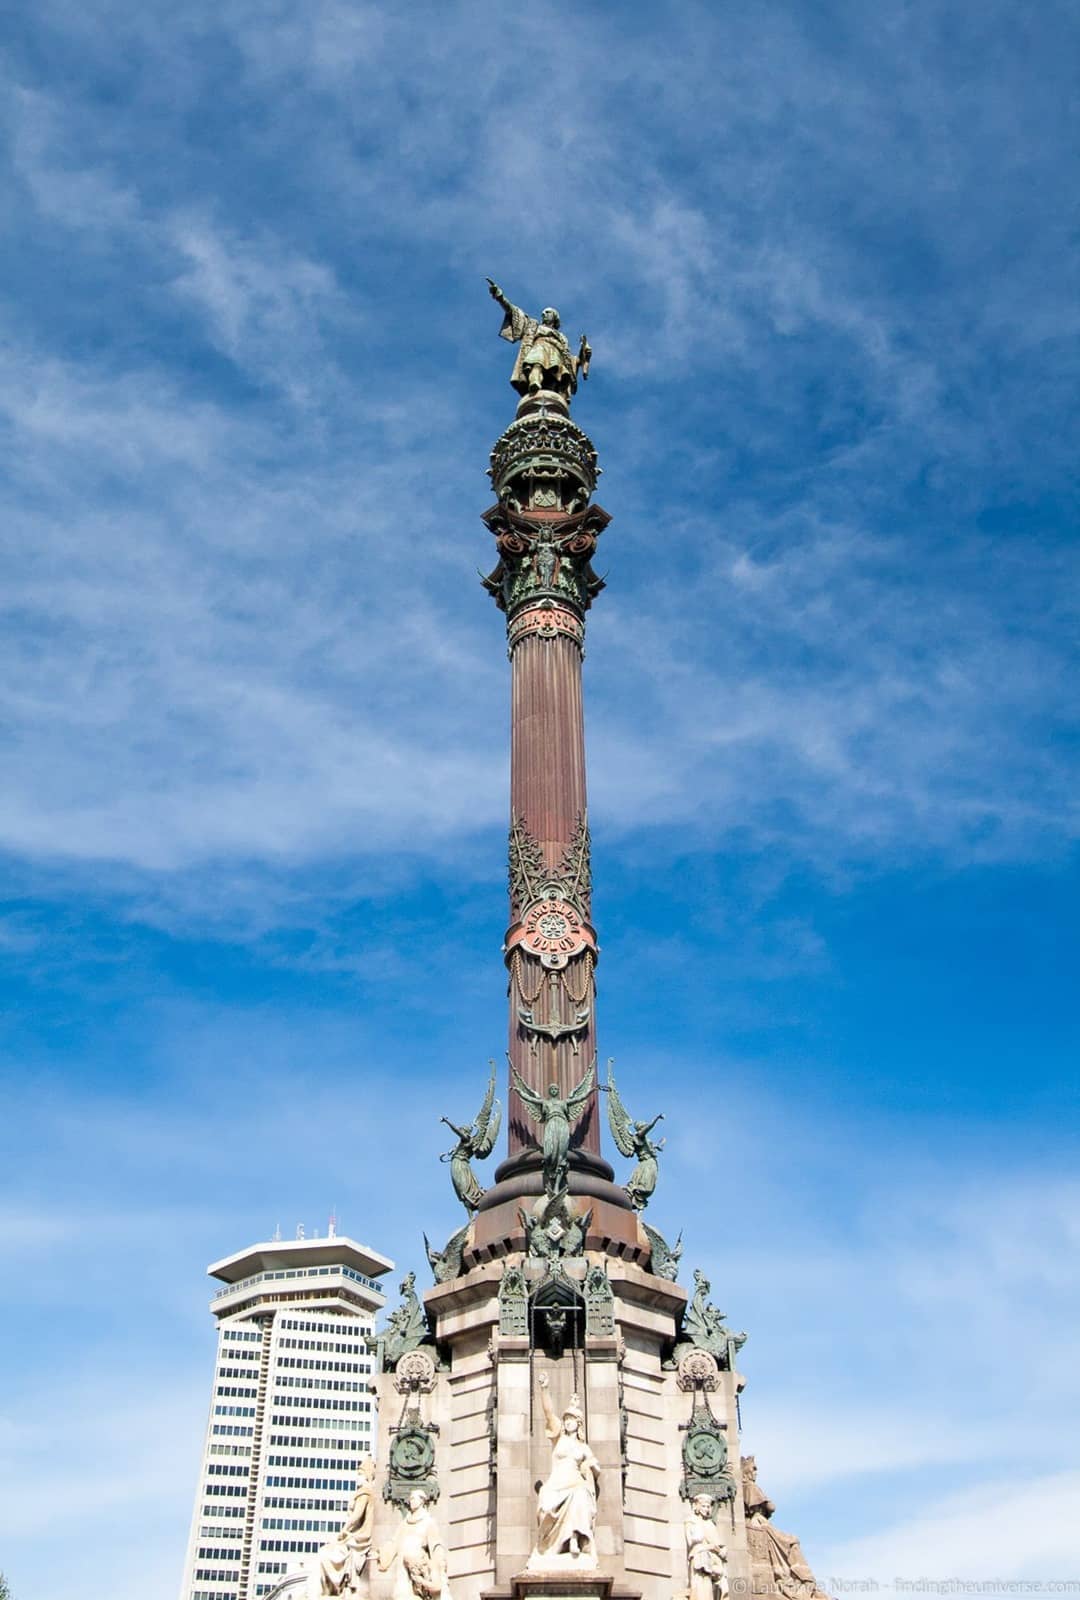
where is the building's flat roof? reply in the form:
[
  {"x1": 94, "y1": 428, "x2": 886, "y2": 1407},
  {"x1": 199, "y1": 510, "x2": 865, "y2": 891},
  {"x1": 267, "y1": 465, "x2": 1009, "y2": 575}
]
[{"x1": 207, "y1": 1234, "x2": 395, "y2": 1284}]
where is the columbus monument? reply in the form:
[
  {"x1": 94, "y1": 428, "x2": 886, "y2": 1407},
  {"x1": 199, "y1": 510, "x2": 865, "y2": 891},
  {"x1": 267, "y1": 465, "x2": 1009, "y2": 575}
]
[{"x1": 287, "y1": 285, "x2": 830, "y2": 1600}]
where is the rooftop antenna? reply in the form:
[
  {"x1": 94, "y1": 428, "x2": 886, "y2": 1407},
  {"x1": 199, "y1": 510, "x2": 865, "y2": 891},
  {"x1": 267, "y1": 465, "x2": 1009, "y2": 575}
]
[
  {"x1": 296, "y1": 1222, "x2": 305, "y2": 1240},
  {"x1": 272, "y1": 1222, "x2": 282, "y2": 1242},
  {"x1": 328, "y1": 1208, "x2": 338, "y2": 1239}
]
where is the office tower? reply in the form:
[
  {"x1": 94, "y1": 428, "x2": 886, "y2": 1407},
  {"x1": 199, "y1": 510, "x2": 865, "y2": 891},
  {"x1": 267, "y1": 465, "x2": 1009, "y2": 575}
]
[{"x1": 179, "y1": 1231, "x2": 392, "y2": 1600}]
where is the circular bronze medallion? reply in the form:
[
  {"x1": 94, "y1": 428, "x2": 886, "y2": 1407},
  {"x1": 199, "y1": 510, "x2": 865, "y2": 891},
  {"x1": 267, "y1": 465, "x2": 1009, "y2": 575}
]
[{"x1": 519, "y1": 896, "x2": 588, "y2": 959}]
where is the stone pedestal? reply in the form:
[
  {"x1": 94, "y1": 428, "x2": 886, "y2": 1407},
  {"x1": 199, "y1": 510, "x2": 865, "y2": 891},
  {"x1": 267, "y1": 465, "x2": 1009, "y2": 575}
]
[
  {"x1": 509, "y1": 1571, "x2": 616, "y2": 1600},
  {"x1": 368, "y1": 1256, "x2": 757, "y2": 1600}
]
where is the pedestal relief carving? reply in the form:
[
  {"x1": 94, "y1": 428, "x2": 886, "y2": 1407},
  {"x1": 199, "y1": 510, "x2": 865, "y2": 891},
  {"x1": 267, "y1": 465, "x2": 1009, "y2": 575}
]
[
  {"x1": 676, "y1": 1349, "x2": 720, "y2": 1393},
  {"x1": 583, "y1": 1263, "x2": 615, "y2": 1338},
  {"x1": 394, "y1": 1351, "x2": 437, "y2": 1395},
  {"x1": 678, "y1": 1351, "x2": 735, "y2": 1507},
  {"x1": 498, "y1": 1262, "x2": 529, "y2": 1336},
  {"x1": 385, "y1": 1351, "x2": 440, "y2": 1511}
]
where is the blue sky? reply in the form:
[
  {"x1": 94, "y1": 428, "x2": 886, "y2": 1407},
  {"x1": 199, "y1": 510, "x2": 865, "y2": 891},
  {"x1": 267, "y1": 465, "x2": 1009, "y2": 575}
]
[{"x1": 1, "y1": 1, "x2": 1078, "y2": 1594}]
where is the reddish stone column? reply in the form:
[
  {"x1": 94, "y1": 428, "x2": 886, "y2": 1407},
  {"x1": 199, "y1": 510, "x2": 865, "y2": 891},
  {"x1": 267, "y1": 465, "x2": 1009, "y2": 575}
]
[
  {"x1": 470, "y1": 398, "x2": 641, "y2": 1259},
  {"x1": 505, "y1": 606, "x2": 599, "y2": 1157}
]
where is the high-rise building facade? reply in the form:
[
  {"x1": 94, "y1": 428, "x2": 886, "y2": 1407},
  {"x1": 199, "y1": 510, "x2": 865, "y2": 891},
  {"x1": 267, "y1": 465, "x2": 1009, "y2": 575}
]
[{"x1": 179, "y1": 1232, "x2": 393, "y2": 1600}]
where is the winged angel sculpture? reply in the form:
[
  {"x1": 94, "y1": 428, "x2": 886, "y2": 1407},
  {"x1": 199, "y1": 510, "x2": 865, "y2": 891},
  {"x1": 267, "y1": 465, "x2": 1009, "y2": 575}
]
[
  {"x1": 440, "y1": 1063, "x2": 502, "y2": 1214},
  {"x1": 511, "y1": 1063, "x2": 595, "y2": 1197},
  {"x1": 605, "y1": 1064, "x2": 664, "y2": 1211}
]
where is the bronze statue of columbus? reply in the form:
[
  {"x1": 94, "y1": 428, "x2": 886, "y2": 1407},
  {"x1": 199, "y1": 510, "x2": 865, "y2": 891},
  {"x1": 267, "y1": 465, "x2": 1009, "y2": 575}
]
[{"x1": 487, "y1": 279, "x2": 591, "y2": 403}]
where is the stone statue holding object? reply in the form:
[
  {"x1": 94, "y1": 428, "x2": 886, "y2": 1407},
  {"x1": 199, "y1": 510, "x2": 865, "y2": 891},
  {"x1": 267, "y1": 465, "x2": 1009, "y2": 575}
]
[
  {"x1": 527, "y1": 1373, "x2": 601, "y2": 1570},
  {"x1": 377, "y1": 1488, "x2": 451, "y2": 1600},
  {"x1": 684, "y1": 1494, "x2": 730, "y2": 1600},
  {"x1": 487, "y1": 279, "x2": 591, "y2": 405},
  {"x1": 309, "y1": 1457, "x2": 376, "y2": 1597}
]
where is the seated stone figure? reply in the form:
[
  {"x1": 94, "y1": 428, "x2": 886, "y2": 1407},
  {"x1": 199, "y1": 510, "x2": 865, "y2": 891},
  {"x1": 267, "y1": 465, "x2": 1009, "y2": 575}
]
[
  {"x1": 309, "y1": 1457, "x2": 375, "y2": 1597},
  {"x1": 742, "y1": 1456, "x2": 829, "y2": 1600}
]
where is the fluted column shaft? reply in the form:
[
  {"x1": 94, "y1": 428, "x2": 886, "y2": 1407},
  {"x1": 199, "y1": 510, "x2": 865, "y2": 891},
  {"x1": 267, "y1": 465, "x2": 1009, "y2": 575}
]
[{"x1": 506, "y1": 624, "x2": 600, "y2": 1156}]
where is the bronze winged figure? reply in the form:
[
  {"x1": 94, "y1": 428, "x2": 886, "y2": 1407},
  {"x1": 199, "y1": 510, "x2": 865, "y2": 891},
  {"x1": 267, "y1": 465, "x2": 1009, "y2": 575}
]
[
  {"x1": 512, "y1": 1061, "x2": 595, "y2": 1198},
  {"x1": 605, "y1": 1063, "x2": 664, "y2": 1211},
  {"x1": 440, "y1": 1062, "x2": 502, "y2": 1214}
]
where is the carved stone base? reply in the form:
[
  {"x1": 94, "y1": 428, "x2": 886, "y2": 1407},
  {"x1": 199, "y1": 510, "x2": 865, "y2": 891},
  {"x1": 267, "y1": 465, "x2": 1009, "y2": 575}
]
[
  {"x1": 481, "y1": 1580, "x2": 641, "y2": 1600},
  {"x1": 525, "y1": 1550, "x2": 599, "y2": 1575},
  {"x1": 510, "y1": 1572, "x2": 615, "y2": 1600}
]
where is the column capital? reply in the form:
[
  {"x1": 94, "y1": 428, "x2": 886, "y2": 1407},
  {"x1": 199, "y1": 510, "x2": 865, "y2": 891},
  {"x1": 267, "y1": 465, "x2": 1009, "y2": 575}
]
[{"x1": 481, "y1": 503, "x2": 611, "y2": 621}]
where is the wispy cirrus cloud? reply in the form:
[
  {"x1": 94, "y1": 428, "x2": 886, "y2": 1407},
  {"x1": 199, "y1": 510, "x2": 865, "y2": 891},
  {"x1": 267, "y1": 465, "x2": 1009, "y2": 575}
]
[
  {"x1": 821, "y1": 1472, "x2": 1080, "y2": 1591},
  {"x1": 0, "y1": 7, "x2": 1077, "y2": 1598},
  {"x1": 0, "y1": 3, "x2": 1074, "y2": 899}
]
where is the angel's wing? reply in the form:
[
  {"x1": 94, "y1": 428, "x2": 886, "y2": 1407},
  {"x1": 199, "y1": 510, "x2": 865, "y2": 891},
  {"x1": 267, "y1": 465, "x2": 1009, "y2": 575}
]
[
  {"x1": 475, "y1": 1099, "x2": 502, "y2": 1159},
  {"x1": 605, "y1": 1066, "x2": 637, "y2": 1158},
  {"x1": 472, "y1": 1062, "x2": 500, "y2": 1155},
  {"x1": 568, "y1": 1205, "x2": 593, "y2": 1251},
  {"x1": 565, "y1": 1061, "x2": 595, "y2": 1120},
  {"x1": 511, "y1": 1067, "x2": 545, "y2": 1124}
]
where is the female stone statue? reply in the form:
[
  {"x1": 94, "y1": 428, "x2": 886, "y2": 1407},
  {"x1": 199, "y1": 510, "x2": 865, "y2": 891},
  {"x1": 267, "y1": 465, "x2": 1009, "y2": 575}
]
[
  {"x1": 527, "y1": 1373, "x2": 600, "y2": 1569},
  {"x1": 310, "y1": 1456, "x2": 376, "y2": 1597},
  {"x1": 377, "y1": 1488, "x2": 450, "y2": 1600},
  {"x1": 684, "y1": 1494, "x2": 729, "y2": 1600}
]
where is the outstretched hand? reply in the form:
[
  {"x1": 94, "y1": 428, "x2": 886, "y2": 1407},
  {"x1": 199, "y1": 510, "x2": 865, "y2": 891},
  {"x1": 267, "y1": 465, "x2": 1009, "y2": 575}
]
[
  {"x1": 537, "y1": 1372, "x2": 550, "y2": 1389},
  {"x1": 487, "y1": 277, "x2": 503, "y2": 300}
]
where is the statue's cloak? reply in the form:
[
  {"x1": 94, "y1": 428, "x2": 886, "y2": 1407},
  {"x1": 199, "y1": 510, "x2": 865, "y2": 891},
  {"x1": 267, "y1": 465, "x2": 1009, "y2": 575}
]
[{"x1": 499, "y1": 303, "x2": 577, "y2": 394}]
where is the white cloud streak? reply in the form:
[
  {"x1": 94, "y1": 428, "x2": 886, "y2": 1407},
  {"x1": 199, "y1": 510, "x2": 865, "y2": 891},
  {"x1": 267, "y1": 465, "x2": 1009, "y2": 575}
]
[{"x1": 0, "y1": 4, "x2": 1074, "y2": 908}]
